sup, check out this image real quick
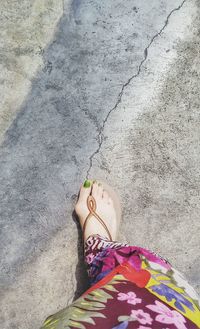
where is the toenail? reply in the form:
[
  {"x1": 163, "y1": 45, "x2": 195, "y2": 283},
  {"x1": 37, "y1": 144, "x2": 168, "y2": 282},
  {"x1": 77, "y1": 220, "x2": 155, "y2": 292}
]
[{"x1": 83, "y1": 180, "x2": 91, "y2": 188}]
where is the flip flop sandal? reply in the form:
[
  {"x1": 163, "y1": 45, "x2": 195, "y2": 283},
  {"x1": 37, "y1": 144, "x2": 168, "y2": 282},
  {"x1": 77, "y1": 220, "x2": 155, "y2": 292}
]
[{"x1": 82, "y1": 180, "x2": 122, "y2": 242}]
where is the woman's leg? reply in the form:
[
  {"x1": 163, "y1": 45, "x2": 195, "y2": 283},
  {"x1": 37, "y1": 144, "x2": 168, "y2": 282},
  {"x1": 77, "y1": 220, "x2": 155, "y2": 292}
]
[{"x1": 41, "y1": 180, "x2": 200, "y2": 329}]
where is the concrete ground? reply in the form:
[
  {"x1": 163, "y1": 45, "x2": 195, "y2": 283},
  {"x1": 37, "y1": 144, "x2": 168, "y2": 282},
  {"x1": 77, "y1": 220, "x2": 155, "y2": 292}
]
[{"x1": 0, "y1": 0, "x2": 200, "y2": 328}]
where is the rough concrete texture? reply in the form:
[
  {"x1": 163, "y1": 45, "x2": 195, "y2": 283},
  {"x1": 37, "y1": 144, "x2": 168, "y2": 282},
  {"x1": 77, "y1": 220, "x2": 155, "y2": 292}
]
[{"x1": 0, "y1": 0, "x2": 200, "y2": 328}]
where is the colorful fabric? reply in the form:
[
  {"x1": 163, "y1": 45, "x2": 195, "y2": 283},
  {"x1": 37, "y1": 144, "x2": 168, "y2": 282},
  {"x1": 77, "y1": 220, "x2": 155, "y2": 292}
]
[{"x1": 41, "y1": 235, "x2": 200, "y2": 329}]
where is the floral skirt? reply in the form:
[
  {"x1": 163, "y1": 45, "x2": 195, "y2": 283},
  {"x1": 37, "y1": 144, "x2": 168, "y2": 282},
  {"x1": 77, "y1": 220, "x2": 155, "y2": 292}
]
[{"x1": 41, "y1": 235, "x2": 200, "y2": 329}]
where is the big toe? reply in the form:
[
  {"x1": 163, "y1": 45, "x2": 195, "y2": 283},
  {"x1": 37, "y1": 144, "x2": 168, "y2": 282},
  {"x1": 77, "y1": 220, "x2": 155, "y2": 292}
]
[{"x1": 78, "y1": 180, "x2": 92, "y2": 203}]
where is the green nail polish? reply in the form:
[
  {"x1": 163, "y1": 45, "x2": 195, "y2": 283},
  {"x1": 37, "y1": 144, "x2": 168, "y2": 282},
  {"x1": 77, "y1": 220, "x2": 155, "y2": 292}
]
[{"x1": 83, "y1": 180, "x2": 90, "y2": 188}]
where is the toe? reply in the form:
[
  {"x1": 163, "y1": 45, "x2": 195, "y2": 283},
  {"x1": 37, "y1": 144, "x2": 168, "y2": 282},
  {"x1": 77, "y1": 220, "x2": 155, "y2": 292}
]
[
  {"x1": 91, "y1": 181, "x2": 99, "y2": 198},
  {"x1": 102, "y1": 189, "x2": 109, "y2": 201},
  {"x1": 108, "y1": 196, "x2": 113, "y2": 205},
  {"x1": 78, "y1": 180, "x2": 92, "y2": 202},
  {"x1": 97, "y1": 183, "x2": 104, "y2": 197}
]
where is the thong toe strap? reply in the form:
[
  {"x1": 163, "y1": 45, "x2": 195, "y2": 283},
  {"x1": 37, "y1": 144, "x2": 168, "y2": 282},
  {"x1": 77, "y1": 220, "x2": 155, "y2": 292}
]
[{"x1": 83, "y1": 195, "x2": 112, "y2": 241}]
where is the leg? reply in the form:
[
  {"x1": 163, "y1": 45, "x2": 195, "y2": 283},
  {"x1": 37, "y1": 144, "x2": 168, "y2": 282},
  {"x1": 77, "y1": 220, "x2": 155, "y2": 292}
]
[{"x1": 41, "y1": 180, "x2": 200, "y2": 329}]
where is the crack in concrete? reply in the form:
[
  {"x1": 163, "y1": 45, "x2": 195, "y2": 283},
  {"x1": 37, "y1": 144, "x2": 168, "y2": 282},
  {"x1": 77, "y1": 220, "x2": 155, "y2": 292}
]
[{"x1": 86, "y1": 0, "x2": 186, "y2": 178}]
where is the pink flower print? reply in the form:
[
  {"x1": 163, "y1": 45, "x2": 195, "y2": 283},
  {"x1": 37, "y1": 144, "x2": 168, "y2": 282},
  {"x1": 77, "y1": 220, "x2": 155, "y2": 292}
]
[
  {"x1": 138, "y1": 327, "x2": 152, "y2": 329},
  {"x1": 146, "y1": 300, "x2": 187, "y2": 329},
  {"x1": 131, "y1": 309, "x2": 153, "y2": 325},
  {"x1": 85, "y1": 253, "x2": 95, "y2": 264},
  {"x1": 117, "y1": 291, "x2": 142, "y2": 305}
]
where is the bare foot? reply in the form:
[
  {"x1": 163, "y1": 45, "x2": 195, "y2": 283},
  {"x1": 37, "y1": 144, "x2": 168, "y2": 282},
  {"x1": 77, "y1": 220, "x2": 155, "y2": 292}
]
[{"x1": 75, "y1": 180, "x2": 120, "y2": 242}]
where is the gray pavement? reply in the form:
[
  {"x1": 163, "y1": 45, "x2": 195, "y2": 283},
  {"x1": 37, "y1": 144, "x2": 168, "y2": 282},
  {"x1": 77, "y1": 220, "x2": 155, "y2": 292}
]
[{"x1": 0, "y1": 0, "x2": 200, "y2": 328}]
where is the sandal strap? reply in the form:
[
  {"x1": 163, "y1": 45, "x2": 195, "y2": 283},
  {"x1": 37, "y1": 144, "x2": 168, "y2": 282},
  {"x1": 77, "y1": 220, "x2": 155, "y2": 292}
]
[{"x1": 83, "y1": 195, "x2": 113, "y2": 241}]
